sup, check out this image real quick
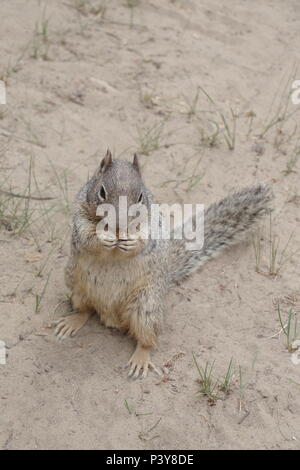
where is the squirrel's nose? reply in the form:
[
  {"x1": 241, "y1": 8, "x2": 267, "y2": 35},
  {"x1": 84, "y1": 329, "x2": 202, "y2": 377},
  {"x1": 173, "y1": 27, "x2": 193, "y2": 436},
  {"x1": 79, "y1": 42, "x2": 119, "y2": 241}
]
[
  {"x1": 114, "y1": 220, "x2": 128, "y2": 240},
  {"x1": 114, "y1": 224, "x2": 121, "y2": 240},
  {"x1": 118, "y1": 232, "x2": 128, "y2": 241},
  {"x1": 116, "y1": 226, "x2": 129, "y2": 241}
]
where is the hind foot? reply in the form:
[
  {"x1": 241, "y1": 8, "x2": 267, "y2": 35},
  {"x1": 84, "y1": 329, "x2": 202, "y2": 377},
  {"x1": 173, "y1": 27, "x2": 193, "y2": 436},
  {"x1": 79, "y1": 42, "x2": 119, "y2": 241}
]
[{"x1": 126, "y1": 343, "x2": 162, "y2": 379}]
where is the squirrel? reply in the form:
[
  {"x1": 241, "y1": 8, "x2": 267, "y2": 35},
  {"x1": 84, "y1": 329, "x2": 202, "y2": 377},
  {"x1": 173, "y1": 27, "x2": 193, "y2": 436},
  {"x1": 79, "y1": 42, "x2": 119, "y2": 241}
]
[{"x1": 54, "y1": 149, "x2": 273, "y2": 378}]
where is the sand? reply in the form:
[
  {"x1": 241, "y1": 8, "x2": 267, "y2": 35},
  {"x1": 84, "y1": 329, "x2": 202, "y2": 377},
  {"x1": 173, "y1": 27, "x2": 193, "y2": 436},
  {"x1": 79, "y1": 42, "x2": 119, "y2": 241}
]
[{"x1": 0, "y1": 0, "x2": 300, "y2": 450}]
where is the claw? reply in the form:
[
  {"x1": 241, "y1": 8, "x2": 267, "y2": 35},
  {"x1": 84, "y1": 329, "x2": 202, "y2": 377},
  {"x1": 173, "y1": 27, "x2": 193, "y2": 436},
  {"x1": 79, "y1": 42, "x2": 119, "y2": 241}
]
[
  {"x1": 101, "y1": 238, "x2": 117, "y2": 249},
  {"x1": 96, "y1": 231, "x2": 117, "y2": 250},
  {"x1": 117, "y1": 238, "x2": 139, "y2": 252},
  {"x1": 126, "y1": 344, "x2": 162, "y2": 379},
  {"x1": 53, "y1": 312, "x2": 92, "y2": 340}
]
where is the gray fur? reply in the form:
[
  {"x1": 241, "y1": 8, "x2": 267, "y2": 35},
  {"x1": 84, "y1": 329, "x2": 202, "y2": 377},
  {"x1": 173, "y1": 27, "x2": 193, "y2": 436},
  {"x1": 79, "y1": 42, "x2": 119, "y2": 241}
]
[
  {"x1": 167, "y1": 183, "x2": 273, "y2": 284},
  {"x1": 65, "y1": 156, "x2": 273, "y2": 364}
]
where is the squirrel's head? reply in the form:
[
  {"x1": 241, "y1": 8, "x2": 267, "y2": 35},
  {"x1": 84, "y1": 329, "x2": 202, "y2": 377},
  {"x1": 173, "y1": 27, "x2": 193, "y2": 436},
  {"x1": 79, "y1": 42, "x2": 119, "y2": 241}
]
[
  {"x1": 85, "y1": 150, "x2": 151, "y2": 246},
  {"x1": 87, "y1": 149, "x2": 147, "y2": 209}
]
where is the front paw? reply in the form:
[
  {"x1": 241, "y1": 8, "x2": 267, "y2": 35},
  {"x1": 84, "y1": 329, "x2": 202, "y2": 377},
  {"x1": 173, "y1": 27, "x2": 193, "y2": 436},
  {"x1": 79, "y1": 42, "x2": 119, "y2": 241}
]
[
  {"x1": 117, "y1": 236, "x2": 140, "y2": 253},
  {"x1": 97, "y1": 232, "x2": 117, "y2": 250}
]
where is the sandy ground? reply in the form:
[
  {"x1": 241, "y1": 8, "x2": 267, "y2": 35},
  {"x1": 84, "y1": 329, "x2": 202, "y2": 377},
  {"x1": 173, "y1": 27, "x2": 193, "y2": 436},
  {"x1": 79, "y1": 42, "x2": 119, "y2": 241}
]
[{"x1": 0, "y1": 0, "x2": 300, "y2": 450}]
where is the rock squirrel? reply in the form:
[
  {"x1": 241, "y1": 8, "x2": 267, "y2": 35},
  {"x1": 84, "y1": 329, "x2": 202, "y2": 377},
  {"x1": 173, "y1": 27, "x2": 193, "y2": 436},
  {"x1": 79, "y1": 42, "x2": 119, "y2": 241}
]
[{"x1": 55, "y1": 150, "x2": 273, "y2": 378}]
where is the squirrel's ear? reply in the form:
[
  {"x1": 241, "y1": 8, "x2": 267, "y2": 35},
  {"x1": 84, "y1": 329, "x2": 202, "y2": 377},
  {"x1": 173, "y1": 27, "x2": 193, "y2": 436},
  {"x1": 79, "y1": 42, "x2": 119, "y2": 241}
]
[
  {"x1": 133, "y1": 153, "x2": 141, "y2": 175},
  {"x1": 100, "y1": 149, "x2": 113, "y2": 173}
]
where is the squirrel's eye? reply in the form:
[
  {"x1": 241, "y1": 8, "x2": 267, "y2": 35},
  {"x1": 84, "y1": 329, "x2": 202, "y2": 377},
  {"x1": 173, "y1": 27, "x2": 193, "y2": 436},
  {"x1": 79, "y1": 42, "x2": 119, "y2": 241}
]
[
  {"x1": 137, "y1": 192, "x2": 143, "y2": 203},
  {"x1": 98, "y1": 184, "x2": 107, "y2": 202}
]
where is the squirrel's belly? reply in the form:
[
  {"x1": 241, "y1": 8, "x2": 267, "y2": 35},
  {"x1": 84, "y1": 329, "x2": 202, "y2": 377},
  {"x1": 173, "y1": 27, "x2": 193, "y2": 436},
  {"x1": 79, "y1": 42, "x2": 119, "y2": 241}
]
[{"x1": 75, "y1": 254, "x2": 148, "y2": 329}]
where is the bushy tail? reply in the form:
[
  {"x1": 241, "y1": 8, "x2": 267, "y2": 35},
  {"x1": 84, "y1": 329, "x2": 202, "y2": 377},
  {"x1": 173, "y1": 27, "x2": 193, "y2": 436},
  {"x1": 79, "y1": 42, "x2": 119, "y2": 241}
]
[{"x1": 169, "y1": 183, "x2": 273, "y2": 284}]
